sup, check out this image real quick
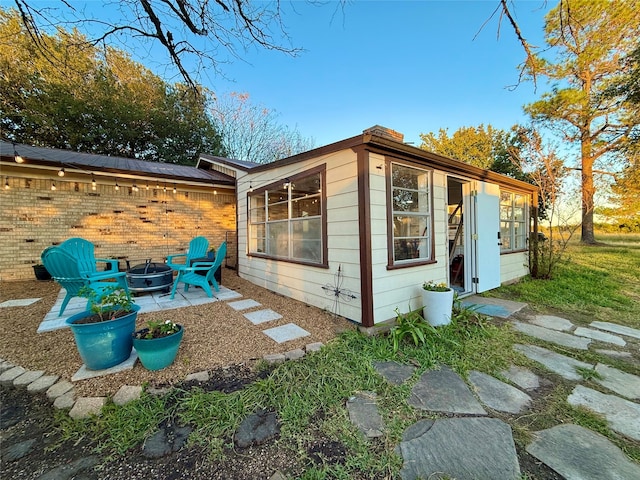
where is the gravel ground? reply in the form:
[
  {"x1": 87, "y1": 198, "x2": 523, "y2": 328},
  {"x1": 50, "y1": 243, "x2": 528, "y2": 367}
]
[{"x1": 0, "y1": 269, "x2": 355, "y2": 397}]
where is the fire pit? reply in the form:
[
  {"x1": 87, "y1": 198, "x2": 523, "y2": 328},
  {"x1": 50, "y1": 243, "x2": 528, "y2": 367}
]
[{"x1": 126, "y1": 260, "x2": 174, "y2": 294}]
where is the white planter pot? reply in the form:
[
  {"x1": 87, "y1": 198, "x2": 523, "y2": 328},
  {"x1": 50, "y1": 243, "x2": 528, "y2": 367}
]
[{"x1": 421, "y1": 288, "x2": 455, "y2": 326}]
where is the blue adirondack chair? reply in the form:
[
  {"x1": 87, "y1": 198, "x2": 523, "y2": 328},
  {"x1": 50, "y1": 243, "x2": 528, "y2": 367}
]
[
  {"x1": 166, "y1": 236, "x2": 210, "y2": 271},
  {"x1": 170, "y1": 242, "x2": 226, "y2": 299},
  {"x1": 41, "y1": 246, "x2": 131, "y2": 316},
  {"x1": 58, "y1": 237, "x2": 119, "y2": 276}
]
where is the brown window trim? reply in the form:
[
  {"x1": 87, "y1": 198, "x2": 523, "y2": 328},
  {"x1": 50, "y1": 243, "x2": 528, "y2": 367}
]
[
  {"x1": 385, "y1": 157, "x2": 435, "y2": 268},
  {"x1": 246, "y1": 164, "x2": 327, "y2": 266}
]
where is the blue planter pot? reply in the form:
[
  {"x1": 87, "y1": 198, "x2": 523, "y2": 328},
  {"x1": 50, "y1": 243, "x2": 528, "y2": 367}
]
[
  {"x1": 66, "y1": 305, "x2": 140, "y2": 370},
  {"x1": 133, "y1": 325, "x2": 184, "y2": 371}
]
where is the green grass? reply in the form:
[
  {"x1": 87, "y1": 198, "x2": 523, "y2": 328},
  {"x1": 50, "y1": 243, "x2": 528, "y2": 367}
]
[{"x1": 53, "y1": 235, "x2": 640, "y2": 475}]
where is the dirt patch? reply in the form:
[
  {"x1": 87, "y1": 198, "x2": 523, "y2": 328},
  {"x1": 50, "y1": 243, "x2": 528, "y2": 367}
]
[{"x1": 0, "y1": 269, "x2": 355, "y2": 397}]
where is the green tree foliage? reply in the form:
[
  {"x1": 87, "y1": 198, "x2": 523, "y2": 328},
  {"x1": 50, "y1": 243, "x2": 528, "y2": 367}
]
[
  {"x1": 0, "y1": 9, "x2": 223, "y2": 164},
  {"x1": 524, "y1": 0, "x2": 640, "y2": 244}
]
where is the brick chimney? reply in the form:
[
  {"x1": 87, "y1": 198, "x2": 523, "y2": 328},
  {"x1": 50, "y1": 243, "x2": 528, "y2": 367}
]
[{"x1": 363, "y1": 125, "x2": 404, "y2": 143}]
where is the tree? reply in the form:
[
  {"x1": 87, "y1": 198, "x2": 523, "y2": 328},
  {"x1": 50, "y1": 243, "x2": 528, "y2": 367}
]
[
  {"x1": 0, "y1": 9, "x2": 223, "y2": 164},
  {"x1": 524, "y1": 0, "x2": 640, "y2": 244},
  {"x1": 210, "y1": 92, "x2": 315, "y2": 164}
]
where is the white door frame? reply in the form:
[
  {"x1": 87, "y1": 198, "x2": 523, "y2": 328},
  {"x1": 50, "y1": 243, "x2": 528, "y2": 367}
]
[{"x1": 471, "y1": 181, "x2": 501, "y2": 292}]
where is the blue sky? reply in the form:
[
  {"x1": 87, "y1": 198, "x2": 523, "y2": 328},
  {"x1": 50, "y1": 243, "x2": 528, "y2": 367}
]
[{"x1": 190, "y1": 1, "x2": 553, "y2": 147}]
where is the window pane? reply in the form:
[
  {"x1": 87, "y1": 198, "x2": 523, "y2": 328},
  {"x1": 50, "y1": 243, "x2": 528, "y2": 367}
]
[
  {"x1": 392, "y1": 165, "x2": 420, "y2": 190},
  {"x1": 394, "y1": 215, "x2": 427, "y2": 237},
  {"x1": 500, "y1": 205, "x2": 512, "y2": 220},
  {"x1": 267, "y1": 189, "x2": 287, "y2": 205},
  {"x1": 394, "y1": 238, "x2": 428, "y2": 261},
  {"x1": 250, "y1": 207, "x2": 265, "y2": 223},
  {"x1": 291, "y1": 218, "x2": 321, "y2": 262},
  {"x1": 500, "y1": 191, "x2": 512, "y2": 204},
  {"x1": 268, "y1": 201, "x2": 288, "y2": 221},
  {"x1": 515, "y1": 222, "x2": 526, "y2": 248},
  {"x1": 266, "y1": 221, "x2": 289, "y2": 257},
  {"x1": 500, "y1": 223, "x2": 511, "y2": 250},
  {"x1": 291, "y1": 174, "x2": 321, "y2": 199},
  {"x1": 291, "y1": 196, "x2": 321, "y2": 218},
  {"x1": 250, "y1": 224, "x2": 265, "y2": 253}
]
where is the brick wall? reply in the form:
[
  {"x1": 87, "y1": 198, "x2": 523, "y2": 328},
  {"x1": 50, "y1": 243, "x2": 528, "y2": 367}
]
[{"x1": 0, "y1": 176, "x2": 237, "y2": 281}]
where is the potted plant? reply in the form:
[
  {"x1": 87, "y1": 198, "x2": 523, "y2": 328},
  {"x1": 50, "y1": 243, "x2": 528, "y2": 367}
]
[
  {"x1": 132, "y1": 319, "x2": 184, "y2": 371},
  {"x1": 32, "y1": 263, "x2": 51, "y2": 281},
  {"x1": 421, "y1": 281, "x2": 455, "y2": 327},
  {"x1": 206, "y1": 247, "x2": 216, "y2": 259},
  {"x1": 65, "y1": 286, "x2": 140, "y2": 370}
]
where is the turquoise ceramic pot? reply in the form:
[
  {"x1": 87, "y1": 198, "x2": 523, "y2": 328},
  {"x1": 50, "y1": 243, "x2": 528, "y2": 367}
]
[
  {"x1": 133, "y1": 325, "x2": 184, "y2": 371},
  {"x1": 66, "y1": 305, "x2": 140, "y2": 370}
]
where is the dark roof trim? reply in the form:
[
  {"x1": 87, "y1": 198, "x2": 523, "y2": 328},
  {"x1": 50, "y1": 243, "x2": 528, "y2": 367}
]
[
  {"x1": 0, "y1": 141, "x2": 235, "y2": 185},
  {"x1": 198, "y1": 154, "x2": 259, "y2": 171}
]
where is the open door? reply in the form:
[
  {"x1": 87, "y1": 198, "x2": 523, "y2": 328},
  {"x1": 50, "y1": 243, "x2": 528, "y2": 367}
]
[{"x1": 472, "y1": 181, "x2": 501, "y2": 292}]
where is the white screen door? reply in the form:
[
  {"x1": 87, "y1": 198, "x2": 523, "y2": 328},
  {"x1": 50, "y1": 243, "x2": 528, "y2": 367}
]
[{"x1": 473, "y1": 182, "x2": 501, "y2": 292}]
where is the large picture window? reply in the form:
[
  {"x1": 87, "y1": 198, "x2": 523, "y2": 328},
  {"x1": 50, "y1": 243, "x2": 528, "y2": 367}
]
[
  {"x1": 500, "y1": 191, "x2": 528, "y2": 252},
  {"x1": 249, "y1": 169, "x2": 324, "y2": 264},
  {"x1": 390, "y1": 163, "x2": 432, "y2": 264}
]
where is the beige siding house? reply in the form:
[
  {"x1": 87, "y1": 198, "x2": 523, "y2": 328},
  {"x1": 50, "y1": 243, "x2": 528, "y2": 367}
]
[{"x1": 199, "y1": 126, "x2": 538, "y2": 328}]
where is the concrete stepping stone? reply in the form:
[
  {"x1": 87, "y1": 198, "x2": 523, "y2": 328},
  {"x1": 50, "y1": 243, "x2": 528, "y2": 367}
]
[
  {"x1": 38, "y1": 455, "x2": 99, "y2": 480},
  {"x1": 590, "y1": 321, "x2": 640, "y2": 340},
  {"x1": 234, "y1": 409, "x2": 279, "y2": 448},
  {"x1": 3, "y1": 439, "x2": 36, "y2": 462},
  {"x1": 0, "y1": 360, "x2": 15, "y2": 373},
  {"x1": 500, "y1": 365, "x2": 540, "y2": 390},
  {"x1": 69, "y1": 397, "x2": 107, "y2": 419},
  {"x1": 0, "y1": 297, "x2": 41, "y2": 307},
  {"x1": 512, "y1": 321, "x2": 591, "y2": 350},
  {"x1": 461, "y1": 296, "x2": 527, "y2": 318},
  {"x1": 27, "y1": 374, "x2": 59, "y2": 393},
  {"x1": 527, "y1": 424, "x2": 640, "y2": 480},
  {"x1": 408, "y1": 366, "x2": 486, "y2": 414},
  {"x1": 53, "y1": 390, "x2": 76, "y2": 409},
  {"x1": 567, "y1": 385, "x2": 640, "y2": 441},
  {"x1": 398, "y1": 417, "x2": 520, "y2": 480},
  {"x1": 113, "y1": 385, "x2": 143, "y2": 406},
  {"x1": 284, "y1": 349, "x2": 305, "y2": 360},
  {"x1": 143, "y1": 423, "x2": 192, "y2": 457},
  {"x1": 305, "y1": 342, "x2": 324, "y2": 352},
  {"x1": 0, "y1": 366, "x2": 26, "y2": 385},
  {"x1": 594, "y1": 363, "x2": 640, "y2": 400},
  {"x1": 262, "y1": 323, "x2": 310, "y2": 343},
  {"x1": 514, "y1": 344, "x2": 593, "y2": 381},
  {"x1": 213, "y1": 287, "x2": 243, "y2": 301},
  {"x1": 574, "y1": 327, "x2": 626, "y2": 346},
  {"x1": 71, "y1": 349, "x2": 138, "y2": 381},
  {"x1": 228, "y1": 299, "x2": 261, "y2": 311},
  {"x1": 596, "y1": 349, "x2": 633, "y2": 360},
  {"x1": 531, "y1": 315, "x2": 573, "y2": 331},
  {"x1": 185, "y1": 371, "x2": 209, "y2": 382},
  {"x1": 373, "y1": 361, "x2": 416, "y2": 385},
  {"x1": 468, "y1": 371, "x2": 532, "y2": 414},
  {"x1": 46, "y1": 380, "x2": 74, "y2": 400},
  {"x1": 244, "y1": 309, "x2": 282, "y2": 325},
  {"x1": 346, "y1": 391, "x2": 385, "y2": 439}
]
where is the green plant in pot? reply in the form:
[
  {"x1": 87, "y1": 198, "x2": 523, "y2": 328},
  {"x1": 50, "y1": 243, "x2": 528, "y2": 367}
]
[
  {"x1": 65, "y1": 285, "x2": 140, "y2": 370},
  {"x1": 133, "y1": 319, "x2": 184, "y2": 371},
  {"x1": 421, "y1": 280, "x2": 455, "y2": 327}
]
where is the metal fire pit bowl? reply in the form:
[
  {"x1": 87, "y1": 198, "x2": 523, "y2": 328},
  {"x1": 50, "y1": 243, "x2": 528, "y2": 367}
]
[{"x1": 126, "y1": 259, "x2": 174, "y2": 294}]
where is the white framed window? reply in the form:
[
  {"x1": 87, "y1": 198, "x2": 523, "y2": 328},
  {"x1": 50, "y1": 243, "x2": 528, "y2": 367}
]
[
  {"x1": 249, "y1": 168, "x2": 325, "y2": 265},
  {"x1": 500, "y1": 190, "x2": 528, "y2": 252},
  {"x1": 390, "y1": 163, "x2": 432, "y2": 264}
]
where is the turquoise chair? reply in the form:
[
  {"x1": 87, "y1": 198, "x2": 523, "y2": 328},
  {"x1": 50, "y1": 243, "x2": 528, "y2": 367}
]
[
  {"x1": 41, "y1": 246, "x2": 131, "y2": 316},
  {"x1": 58, "y1": 237, "x2": 119, "y2": 277},
  {"x1": 170, "y1": 242, "x2": 226, "y2": 299},
  {"x1": 166, "y1": 236, "x2": 209, "y2": 271}
]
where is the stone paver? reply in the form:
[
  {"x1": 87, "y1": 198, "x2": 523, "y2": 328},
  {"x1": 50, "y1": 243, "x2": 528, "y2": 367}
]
[
  {"x1": 0, "y1": 297, "x2": 41, "y2": 307},
  {"x1": 243, "y1": 309, "x2": 282, "y2": 325},
  {"x1": 500, "y1": 365, "x2": 540, "y2": 390},
  {"x1": 112, "y1": 385, "x2": 143, "y2": 406},
  {"x1": 69, "y1": 397, "x2": 107, "y2": 419},
  {"x1": 531, "y1": 315, "x2": 574, "y2": 331},
  {"x1": 0, "y1": 366, "x2": 26, "y2": 385},
  {"x1": 0, "y1": 360, "x2": 15, "y2": 372},
  {"x1": 185, "y1": 371, "x2": 209, "y2": 382},
  {"x1": 284, "y1": 349, "x2": 305, "y2": 360},
  {"x1": 71, "y1": 350, "x2": 138, "y2": 381},
  {"x1": 468, "y1": 370, "x2": 532, "y2": 414},
  {"x1": 398, "y1": 417, "x2": 520, "y2": 480},
  {"x1": 594, "y1": 363, "x2": 640, "y2": 400},
  {"x1": 38, "y1": 455, "x2": 100, "y2": 480},
  {"x1": 263, "y1": 353, "x2": 286, "y2": 364},
  {"x1": 373, "y1": 361, "x2": 416, "y2": 385},
  {"x1": 26, "y1": 374, "x2": 59, "y2": 393},
  {"x1": 514, "y1": 344, "x2": 593, "y2": 381},
  {"x1": 574, "y1": 327, "x2": 626, "y2": 346},
  {"x1": 46, "y1": 380, "x2": 74, "y2": 400},
  {"x1": 228, "y1": 299, "x2": 261, "y2": 311},
  {"x1": 13, "y1": 370, "x2": 45, "y2": 387},
  {"x1": 305, "y1": 342, "x2": 324, "y2": 352},
  {"x1": 527, "y1": 424, "x2": 640, "y2": 480},
  {"x1": 53, "y1": 390, "x2": 76, "y2": 409},
  {"x1": 346, "y1": 392, "x2": 385, "y2": 439},
  {"x1": 596, "y1": 349, "x2": 633, "y2": 359},
  {"x1": 590, "y1": 321, "x2": 640, "y2": 340},
  {"x1": 408, "y1": 366, "x2": 486, "y2": 414},
  {"x1": 567, "y1": 385, "x2": 640, "y2": 441},
  {"x1": 513, "y1": 321, "x2": 591, "y2": 350},
  {"x1": 262, "y1": 323, "x2": 311, "y2": 343}
]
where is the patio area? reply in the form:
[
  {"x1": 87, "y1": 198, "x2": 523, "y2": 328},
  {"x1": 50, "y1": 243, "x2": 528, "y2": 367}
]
[{"x1": 0, "y1": 270, "x2": 354, "y2": 397}]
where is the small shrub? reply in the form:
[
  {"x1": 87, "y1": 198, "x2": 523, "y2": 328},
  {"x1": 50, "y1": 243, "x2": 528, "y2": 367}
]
[{"x1": 389, "y1": 307, "x2": 435, "y2": 352}]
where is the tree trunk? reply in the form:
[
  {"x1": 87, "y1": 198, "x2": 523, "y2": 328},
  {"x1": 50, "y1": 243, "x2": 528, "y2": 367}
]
[{"x1": 581, "y1": 139, "x2": 596, "y2": 244}]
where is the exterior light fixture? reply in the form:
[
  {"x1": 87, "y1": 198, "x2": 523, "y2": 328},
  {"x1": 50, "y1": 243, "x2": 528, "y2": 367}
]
[
  {"x1": 51, "y1": 181, "x2": 57, "y2": 191},
  {"x1": 146, "y1": 182, "x2": 150, "y2": 190},
  {"x1": 14, "y1": 154, "x2": 24, "y2": 164},
  {"x1": 4, "y1": 177, "x2": 9, "y2": 190},
  {"x1": 132, "y1": 182, "x2": 138, "y2": 192},
  {"x1": 115, "y1": 180, "x2": 120, "y2": 191},
  {"x1": 91, "y1": 175, "x2": 97, "y2": 190},
  {"x1": 213, "y1": 189, "x2": 217, "y2": 195},
  {"x1": 163, "y1": 184, "x2": 167, "y2": 192},
  {"x1": 58, "y1": 168, "x2": 65, "y2": 177},
  {"x1": 173, "y1": 184, "x2": 177, "y2": 194}
]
